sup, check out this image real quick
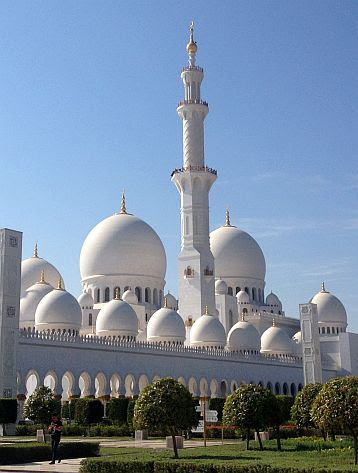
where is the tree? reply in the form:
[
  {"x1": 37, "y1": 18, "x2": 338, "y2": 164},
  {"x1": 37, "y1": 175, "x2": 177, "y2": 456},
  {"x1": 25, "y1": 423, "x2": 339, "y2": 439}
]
[
  {"x1": 23, "y1": 386, "x2": 61, "y2": 442},
  {"x1": 107, "y1": 398, "x2": 130, "y2": 425},
  {"x1": 291, "y1": 383, "x2": 322, "y2": 431},
  {"x1": 269, "y1": 395, "x2": 294, "y2": 451},
  {"x1": 311, "y1": 376, "x2": 358, "y2": 465},
  {"x1": 74, "y1": 398, "x2": 104, "y2": 425},
  {"x1": 133, "y1": 377, "x2": 197, "y2": 458},
  {"x1": 223, "y1": 384, "x2": 274, "y2": 450}
]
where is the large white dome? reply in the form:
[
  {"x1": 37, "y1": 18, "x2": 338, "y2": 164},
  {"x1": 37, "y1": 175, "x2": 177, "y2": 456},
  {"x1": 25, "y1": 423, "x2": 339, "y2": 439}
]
[
  {"x1": 21, "y1": 253, "x2": 63, "y2": 297},
  {"x1": 96, "y1": 298, "x2": 138, "y2": 338},
  {"x1": 20, "y1": 279, "x2": 53, "y2": 326},
  {"x1": 35, "y1": 286, "x2": 82, "y2": 333},
  {"x1": 310, "y1": 284, "x2": 347, "y2": 326},
  {"x1": 210, "y1": 223, "x2": 266, "y2": 282},
  {"x1": 190, "y1": 309, "x2": 226, "y2": 349},
  {"x1": 80, "y1": 212, "x2": 166, "y2": 282},
  {"x1": 147, "y1": 306, "x2": 185, "y2": 344},
  {"x1": 227, "y1": 321, "x2": 261, "y2": 352},
  {"x1": 261, "y1": 324, "x2": 294, "y2": 355}
]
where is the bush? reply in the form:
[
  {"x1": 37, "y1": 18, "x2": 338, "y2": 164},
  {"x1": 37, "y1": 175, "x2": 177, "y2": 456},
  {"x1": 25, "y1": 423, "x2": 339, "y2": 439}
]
[
  {"x1": 16, "y1": 423, "x2": 40, "y2": 436},
  {"x1": 75, "y1": 398, "x2": 104, "y2": 425},
  {"x1": 88, "y1": 424, "x2": 133, "y2": 437},
  {"x1": 0, "y1": 398, "x2": 17, "y2": 424},
  {"x1": 0, "y1": 441, "x2": 99, "y2": 465},
  {"x1": 80, "y1": 459, "x2": 153, "y2": 473},
  {"x1": 107, "y1": 398, "x2": 129, "y2": 424},
  {"x1": 127, "y1": 399, "x2": 136, "y2": 427}
]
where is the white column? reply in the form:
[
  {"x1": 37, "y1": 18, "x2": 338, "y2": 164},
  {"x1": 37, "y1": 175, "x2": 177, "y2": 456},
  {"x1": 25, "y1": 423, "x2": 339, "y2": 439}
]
[{"x1": 299, "y1": 303, "x2": 322, "y2": 385}]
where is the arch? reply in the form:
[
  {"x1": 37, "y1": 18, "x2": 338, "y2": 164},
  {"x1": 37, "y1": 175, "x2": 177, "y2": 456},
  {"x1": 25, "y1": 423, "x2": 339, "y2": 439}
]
[
  {"x1": 290, "y1": 383, "x2": 296, "y2": 397},
  {"x1": 95, "y1": 372, "x2": 107, "y2": 398},
  {"x1": 230, "y1": 380, "x2": 238, "y2": 393},
  {"x1": 125, "y1": 374, "x2": 136, "y2": 398},
  {"x1": 252, "y1": 288, "x2": 256, "y2": 301},
  {"x1": 145, "y1": 288, "x2": 151, "y2": 303},
  {"x1": 258, "y1": 288, "x2": 262, "y2": 302},
  {"x1": 135, "y1": 287, "x2": 142, "y2": 303},
  {"x1": 95, "y1": 288, "x2": 100, "y2": 303},
  {"x1": 113, "y1": 287, "x2": 120, "y2": 299},
  {"x1": 327, "y1": 327, "x2": 330, "y2": 334},
  {"x1": 298, "y1": 383, "x2": 303, "y2": 392},
  {"x1": 210, "y1": 378, "x2": 219, "y2": 398},
  {"x1": 138, "y1": 375, "x2": 149, "y2": 393},
  {"x1": 110, "y1": 373, "x2": 121, "y2": 398},
  {"x1": 79, "y1": 372, "x2": 92, "y2": 398},
  {"x1": 104, "y1": 287, "x2": 110, "y2": 302},
  {"x1": 267, "y1": 382, "x2": 273, "y2": 392},
  {"x1": 152, "y1": 375, "x2": 160, "y2": 382},
  {"x1": 227, "y1": 287, "x2": 233, "y2": 296},
  {"x1": 25, "y1": 369, "x2": 40, "y2": 397},
  {"x1": 61, "y1": 371, "x2": 76, "y2": 400},
  {"x1": 188, "y1": 377, "x2": 198, "y2": 397},
  {"x1": 220, "y1": 380, "x2": 228, "y2": 397},
  {"x1": 275, "y1": 382, "x2": 281, "y2": 395},
  {"x1": 235, "y1": 287, "x2": 241, "y2": 295},
  {"x1": 153, "y1": 289, "x2": 158, "y2": 305},
  {"x1": 258, "y1": 381, "x2": 263, "y2": 387},
  {"x1": 43, "y1": 370, "x2": 59, "y2": 395},
  {"x1": 159, "y1": 290, "x2": 163, "y2": 307},
  {"x1": 282, "y1": 382, "x2": 288, "y2": 395},
  {"x1": 199, "y1": 377, "x2": 209, "y2": 398},
  {"x1": 178, "y1": 377, "x2": 186, "y2": 387}
]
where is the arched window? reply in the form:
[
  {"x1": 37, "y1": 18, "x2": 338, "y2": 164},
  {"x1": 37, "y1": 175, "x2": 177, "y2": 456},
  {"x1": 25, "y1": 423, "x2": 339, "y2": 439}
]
[
  {"x1": 290, "y1": 383, "x2": 296, "y2": 396},
  {"x1": 105, "y1": 287, "x2": 110, "y2": 302},
  {"x1": 327, "y1": 327, "x2": 330, "y2": 334},
  {"x1": 235, "y1": 287, "x2": 241, "y2": 295},
  {"x1": 298, "y1": 383, "x2": 303, "y2": 392},
  {"x1": 145, "y1": 313, "x2": 148, "y2": 322},
  {"x1": 135, "y1": 287, "x2": 142, "y2": 302},
  {"x1": 267, "y1": 382, "x2": 273, "y2": 392},
  {"x1": 153, "y1": 288, "x2": 158, "y2": 305},
  {"x1": 258, "y1": 288, "x2": 262, "y2": 302},
  {"x1": 113, "y1": 287, "x2": 120, "y2": 299},
  {"x1": 88, "y1": 314, "x2": 92, "y2": 326},
  {"x1": 159, "y1": 290, "x2": 163, "y2": 306},
  {"x1": 96, "y1": 288, "x2": 100, "y2": 303},
  {"x1": 243, "y1": 308, "x2": 248, "y2": 314},
  {"x1": 228, "y1": 310, "x2": 233, "y2": 329},
  {"x1": 145, "y1": 288, "x2": 151, "y2": 303},
  {"x1": 252, "y1": 288, "x2": 256, "y2": 301},
  {"x1": 228, "y1": 287, "x2": 233, "y2": 296},
  {"x1": 283, "y1": 383, "x2": 288, "y2": 395},
  {"x1": 275, "y1": 382, "x2": 280, "y2": 395},
  {"x1": 245, "y1": 287, "x2": 249, "y2": 295}
]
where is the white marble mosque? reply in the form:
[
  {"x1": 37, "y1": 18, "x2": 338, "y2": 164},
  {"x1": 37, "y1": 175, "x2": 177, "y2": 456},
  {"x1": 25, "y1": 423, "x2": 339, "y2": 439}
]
[{"x1": 0, "y1": 25, "x2": 357, "y2": 416}]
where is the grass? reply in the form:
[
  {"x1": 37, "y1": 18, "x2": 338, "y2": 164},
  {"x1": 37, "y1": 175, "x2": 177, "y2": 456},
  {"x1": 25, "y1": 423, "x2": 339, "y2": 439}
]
[{"x1": 96, "y1": 438, "x2": 358, "y2": 471}]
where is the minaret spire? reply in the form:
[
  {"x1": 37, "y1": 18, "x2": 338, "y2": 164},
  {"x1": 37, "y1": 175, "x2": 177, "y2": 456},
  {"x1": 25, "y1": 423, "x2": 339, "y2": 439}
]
[
  {"x1": 120, "y1": 190, "x2": 127, "y2": 214},
  {"x1": 33, "y1": 241, "x2": 38, "y2": 258},
  {"x1": 186, "y1": 21, "x2": 197, "y2": 67},
  {"x1": 225, "y1": 208, "x2": 231, "y2": 227}
]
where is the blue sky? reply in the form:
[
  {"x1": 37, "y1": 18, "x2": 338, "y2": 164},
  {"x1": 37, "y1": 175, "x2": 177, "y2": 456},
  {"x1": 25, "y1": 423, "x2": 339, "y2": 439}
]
[{"x1": 1, "y1": 1, "x2": 357, "y2": 330}]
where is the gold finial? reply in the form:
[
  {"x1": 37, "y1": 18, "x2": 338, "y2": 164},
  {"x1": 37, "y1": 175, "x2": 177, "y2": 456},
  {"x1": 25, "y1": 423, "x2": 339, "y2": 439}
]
[
  {"x1": 272, "y1": 318, "x2": 276, "y2": 327},
  {"x1": 33, "y1": 241, "x2": 39, "y2": 258},
  {"x1": 39, "y1": 270, "x2": 45, "y2": 284},
  {"x1": 224, "y1": 208, "x2": 231, "y2": 227},
  {"x1": 57, "y1": 277, "x2": 63, "y2": 290},
  {"x1": 204, "y1": 306, "x2": 209, "y2": 315},
  {"x1": 114, "y1": 287, "x2": 120, "y2": 300},
  {"x1": 186, "y1": 21, "x2": 197, "y2": 56},
  {"x1": 164, "y1": 297, "x2": 168, "y2": 308},
  {"x1": 120, "y1": 190, "x2": 127, "y2": 214},
  {"x1": 321, "y1": 281, "x2": 326, "y2": 292}
]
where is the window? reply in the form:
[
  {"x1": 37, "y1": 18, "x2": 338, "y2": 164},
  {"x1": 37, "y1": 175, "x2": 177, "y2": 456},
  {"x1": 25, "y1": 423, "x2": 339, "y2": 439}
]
[
  {"x1": 327, "y1": 327, "x2": 330, "y2": 334},
  {"x1": 96, "y1": 288, "x2": 100, "y2": 303},
  {"x1": 252, "y1": 288, "x2": 256, "y2": 301},
  {"x1": 228, "y1": 310, "x2": 233, "y2": 329},
  {"x1": 245, "y1": 287, "x2": 249, "y2": 295},
  {"x1": 228, "y1": 287, "x2": 233, "y2": 296},
  {"x1": 290, "y1": 383, "x2": 296, "y2": 396},
  {"x1": 88, "y1": 314, "x2": 92, "y2": 326},
  {"x1": 322, "y1": 327, "x2": 325, "y2": 334},
  {"x1": 135, "y1": 287, "x2": 142, "y2": 302},
  {"x1": 145, "y1": 288, "x2": 151, "y2": 303},
  {"x1": 105, "y1": 287, "x2": 110, "y2": 302},
  {"x1": 275, "y1": 383, "x2": 280, "y2": 395}
]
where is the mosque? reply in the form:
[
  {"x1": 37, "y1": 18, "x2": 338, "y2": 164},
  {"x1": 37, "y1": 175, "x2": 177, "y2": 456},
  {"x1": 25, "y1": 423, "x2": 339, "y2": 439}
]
[{"x1": 1, "y1": 25, "x2": 357, "y2": 413}]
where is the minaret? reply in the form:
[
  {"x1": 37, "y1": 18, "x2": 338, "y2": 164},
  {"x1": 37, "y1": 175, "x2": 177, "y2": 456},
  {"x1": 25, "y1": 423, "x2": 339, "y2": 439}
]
[{"x1": 171, "y1": 23, "x2": 217, "y2": 323}]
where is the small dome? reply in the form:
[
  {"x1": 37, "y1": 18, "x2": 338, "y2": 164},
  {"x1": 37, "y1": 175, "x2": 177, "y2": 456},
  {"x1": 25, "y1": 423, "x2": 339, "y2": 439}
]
[
  {"x1": 292, "y1": 331, "x2": 302, "y2": 356},
  {"x1": 190, "y1": 308, "x2": 226, "y2": 349},
  {"x1": 236, "y1": 290, "x2": 250, "y2": 303},
  {"x1": 20, "y1": 279, "x2": 53, "y2": 326},
  {"x1": 310, "y1": 284, "x2": 347, "y2": 326},
  {"x1": 227, "y1": 321, "x2": 261, "y2": 352},
  {"x1": 122, "y1": 289, "x2": 138, "y2": 305},
  {"x1": 261, "y1": 324, "x2": 294, "y2": 355},
  {"x1": 35, "y1": 286, "x2": 82, "y2": 333},
  {"x1": 21, "y1": 249, "x2": 63, "y2": 296},
  {"x1": 96, "y1": 298, "x2": 138, "y2": 338},
  {"x1": 292, "y1": 331, "x2": 302, "y2": 344},
  {"x1": 265, "y1": 292, "x2": 282, "y2": 310},
  {"x1": 164, "y1": 292, "x2": 178, "y2": 310},
  {"x1": 210, "y1": 222, "x2": 266, "y2": 282},
  {"x1": 215, "y1": 279, "x2": 228, "y2": 295},
  {"x1": 77, "y1": 291, "x2": 94, "y2": 308},
  {"x1": 147, "y1": 306, "x2": 185, "y2": 344}
]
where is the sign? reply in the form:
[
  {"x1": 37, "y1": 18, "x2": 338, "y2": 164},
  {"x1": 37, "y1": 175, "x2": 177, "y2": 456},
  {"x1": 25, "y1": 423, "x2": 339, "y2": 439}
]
[
  {"x1": 191, "y1": 420, "x2": 204, "y2": 433},
  {"x1": 206, "y1": 415, "x2": 218, "y2": 422},
  {"x1": 195, "y1": 406, "x2": 203, "y2": 412}
]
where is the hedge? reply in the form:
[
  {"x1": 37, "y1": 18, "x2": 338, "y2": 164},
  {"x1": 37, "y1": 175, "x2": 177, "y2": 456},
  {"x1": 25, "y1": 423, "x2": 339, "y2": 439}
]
[
  {"x1": 107, "y1": 398, "x2": 130, "y2": 424},
  {"x1": 0, "y1": 398, "x2": 17, "y2": 424},
  {"x1": 75, "y1": 399, "x2": 104, "y2": 425},
  {"x1": 0, "y1": 441, "x2": 99, "y2": 465}
]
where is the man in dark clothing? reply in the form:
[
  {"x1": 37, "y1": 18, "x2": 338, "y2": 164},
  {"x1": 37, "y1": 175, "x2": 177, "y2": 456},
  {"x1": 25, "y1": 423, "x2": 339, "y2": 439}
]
[{"x1": 48, "y1": 415, "x2": 62, "y2": 464}]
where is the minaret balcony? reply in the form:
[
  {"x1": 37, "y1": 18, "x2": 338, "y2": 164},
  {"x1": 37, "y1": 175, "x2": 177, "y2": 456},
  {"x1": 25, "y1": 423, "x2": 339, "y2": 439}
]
[
  {"x1": 182, "y1": 65, "x2": 203, "y2": 73},
  {"x1": 178, "y1": 99, "x2": 208, "y2": 107},
  {"x1": 171, "y1": 165, "x2": 217, "y2": 178}
]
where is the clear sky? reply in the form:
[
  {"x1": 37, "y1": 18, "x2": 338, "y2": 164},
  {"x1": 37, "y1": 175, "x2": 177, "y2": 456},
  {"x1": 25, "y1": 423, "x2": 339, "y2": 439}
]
[{"x1": 1, "y1": 1, "x2": 357, "y2": 330}]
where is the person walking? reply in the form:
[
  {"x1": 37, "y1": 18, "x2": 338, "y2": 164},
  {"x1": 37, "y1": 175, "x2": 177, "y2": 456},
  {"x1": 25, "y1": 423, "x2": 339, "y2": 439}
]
[{"x1": 48, "y1": 414, "x2": 62, "y2": 464}]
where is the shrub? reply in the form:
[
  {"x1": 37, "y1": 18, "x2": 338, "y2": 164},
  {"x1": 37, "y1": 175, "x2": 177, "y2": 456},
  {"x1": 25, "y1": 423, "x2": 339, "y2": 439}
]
[
  {"x1": 291, "y1": 383, "x2": 322, "y2": 430},
  {"x1": 127, "y1": 399, "x2": 136, "y2": 427},
  {"x1": 88, "y1": 424, "x2": 132, "y2": 437},
  {"x1": 0, "y1": 441, "x2": 99, "y2": 465},
  {"x1": 23, "y1": 386, "x2": 61, "y2": 428},
  {"x1": 107, "y1": 398, "x2": 129, "y2": 424},
  {"x1": 0, "y1": 398, "x2": 17, "y2": 425},
  {"x1": 75, "y1": 398, "x2": 104, "y2": 425},
  {"x1": 80, "y1": 459, "x2": 153, "y2": 473}
]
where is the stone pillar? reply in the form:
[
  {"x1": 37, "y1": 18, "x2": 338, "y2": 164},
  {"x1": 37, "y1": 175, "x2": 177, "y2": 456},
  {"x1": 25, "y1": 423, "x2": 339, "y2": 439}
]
[
  {"x1": 0, "y1": 229, "x2": 22, "y2": 399},
  {"x1": 299, "y1": 303, "x2": 322, "y2": 385},
  {"x1": 98, "y1": 395, "x2": 110, "y2": 418}
]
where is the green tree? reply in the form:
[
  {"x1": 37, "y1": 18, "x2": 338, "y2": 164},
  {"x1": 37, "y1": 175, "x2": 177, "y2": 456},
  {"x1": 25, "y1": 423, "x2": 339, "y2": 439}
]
[
  {"x1": 133, "y1": 377, "x2": 197, "y2": 458},
  {"x1": 311, "y1": 376, "x2": 358, "y2": 465},
  {"x1": 269, "y1": 395, "x2": 294, "y2": 451},
  {"x1": 23, "y1": 386, "x2": 61, "y2": 442},
  {"x1": 107, "y1": 398, "x2": 129, "y2": 425},
  {"x1": 291, "y1": 383, "x2": 322, "y2": 432},
  {"x1": 223, "y1": 384, "x2": 273, "y2": 450},
  {"x1": 74, "y1": 398, "x2": 104, "y2": 425}
]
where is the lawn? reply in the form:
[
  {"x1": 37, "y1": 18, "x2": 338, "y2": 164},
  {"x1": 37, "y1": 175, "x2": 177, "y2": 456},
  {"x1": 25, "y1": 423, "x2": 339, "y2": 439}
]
[{"x1": 94, "y1": 438, "x2": 358, "y2": 471}]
